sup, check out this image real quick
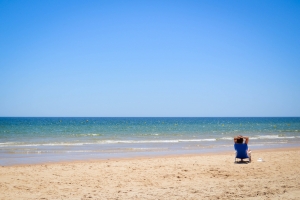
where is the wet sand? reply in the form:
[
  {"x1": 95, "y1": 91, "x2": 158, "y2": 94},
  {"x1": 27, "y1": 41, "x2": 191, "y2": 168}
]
[{"x1": 1, "y1": 147, "x2": 300, "y2": 199}]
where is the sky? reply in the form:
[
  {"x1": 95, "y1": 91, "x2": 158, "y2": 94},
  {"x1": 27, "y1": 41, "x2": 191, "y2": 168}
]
[{"x1": 0, "y1": 0, "x2": 299, "y2": 117}]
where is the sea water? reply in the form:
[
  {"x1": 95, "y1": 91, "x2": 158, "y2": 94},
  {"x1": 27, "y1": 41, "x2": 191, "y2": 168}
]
[{"x1": 1, "y1": 117, "x2": 300, "y2": 165}]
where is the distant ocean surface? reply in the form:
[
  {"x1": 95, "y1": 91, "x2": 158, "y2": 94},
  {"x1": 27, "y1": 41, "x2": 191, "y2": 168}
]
[{"x1": 1, "y1": 117, "x2": 300, "y2": 166}]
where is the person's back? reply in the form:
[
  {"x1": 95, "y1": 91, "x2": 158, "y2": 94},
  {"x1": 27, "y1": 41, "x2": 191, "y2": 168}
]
[
  {"x1": 234, "y1": 135, "x2": 251, "y2": 162},
  {"x1": 234, "y1": 143, "x2": 248, "y2": 158}
]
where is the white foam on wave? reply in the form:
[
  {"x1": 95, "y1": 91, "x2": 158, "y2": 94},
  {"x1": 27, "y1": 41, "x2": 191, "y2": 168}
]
[
  {"x1": 98, "y1": 139, "x2": 216, "y2": 144},
  {"x1": 0, "y1": 143, "x2": 90, "y2": 147},
  {"x1": 220, "y1": 137, "x2": 233, "y2": 140},
  {"x1": 76, "y1": 133, "x2": 102, "y2": 137},
  {"x1": 0, "y1": 142, "x2": 15, "y2": 145},
  {"x1": 1, "y1": 134, "x2": 298, "y2": 148},
  {"x1": 256, "y1": 135, "x2": 295, "y2": 139},
  {"x1": 43, "y1": 143, "x2": 89, "y2": 146},
  {"x1": 0, "y1": 138, "x2": 216, "y2": 147}
]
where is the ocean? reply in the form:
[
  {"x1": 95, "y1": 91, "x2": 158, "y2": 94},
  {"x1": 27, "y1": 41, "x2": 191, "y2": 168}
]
[{"x1": 1, "y1": 117, "x2": 300, "y2": 166}]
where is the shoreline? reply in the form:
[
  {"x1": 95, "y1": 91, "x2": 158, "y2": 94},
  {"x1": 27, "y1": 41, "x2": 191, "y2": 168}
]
[
  {"x1": 1, "y1": 146, "x2": 300, "y2": 199},
  {"x1": 4, "y1": 145, "x2": 300, "y2": 167}
]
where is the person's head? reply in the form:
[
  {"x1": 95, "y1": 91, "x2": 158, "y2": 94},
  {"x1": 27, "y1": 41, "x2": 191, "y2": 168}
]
[{"x1": 236, "y1": 135, "x2": 244, "y2": 144}]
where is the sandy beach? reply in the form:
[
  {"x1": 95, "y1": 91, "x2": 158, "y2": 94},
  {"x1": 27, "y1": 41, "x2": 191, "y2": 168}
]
[{"x1": 1, "y1": 147, "x2": 300, "y2": 200}]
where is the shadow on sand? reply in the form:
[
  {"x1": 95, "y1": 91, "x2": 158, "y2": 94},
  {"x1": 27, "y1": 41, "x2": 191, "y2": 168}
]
[{"x1": 234, "y1": 160, "x2": 250, "y2": 164}]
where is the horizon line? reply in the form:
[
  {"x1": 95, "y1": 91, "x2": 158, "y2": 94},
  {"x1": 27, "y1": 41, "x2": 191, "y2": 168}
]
[{"x1": 0, "y1": 116, "x2": 299, "y2": 118}]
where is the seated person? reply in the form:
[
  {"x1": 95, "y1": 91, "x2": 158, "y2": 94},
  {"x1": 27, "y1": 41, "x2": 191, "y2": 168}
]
[{"x1": 234, "y1": 135, "x2": 251, "y2": 162}]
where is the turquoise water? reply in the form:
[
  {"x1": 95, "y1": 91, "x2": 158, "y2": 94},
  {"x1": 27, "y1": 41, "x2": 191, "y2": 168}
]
[{"x1": 1, "y1": 117, "x2": 300, "y2": 165}]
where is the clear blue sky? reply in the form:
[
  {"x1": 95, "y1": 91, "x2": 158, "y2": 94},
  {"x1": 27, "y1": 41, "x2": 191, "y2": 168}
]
[{"x1": 1, "y1": 0, "x2": 299, "y2": 117}]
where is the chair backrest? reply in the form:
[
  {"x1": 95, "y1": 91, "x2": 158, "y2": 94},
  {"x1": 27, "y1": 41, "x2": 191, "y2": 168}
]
[{"x1": 234, "y1": 143, "x2": 249, "y2": 159}]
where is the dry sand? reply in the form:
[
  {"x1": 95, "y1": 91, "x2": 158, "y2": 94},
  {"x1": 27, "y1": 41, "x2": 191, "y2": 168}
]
[{"x1": 1, "y1": 147, "x2": 300, "y2": 200}]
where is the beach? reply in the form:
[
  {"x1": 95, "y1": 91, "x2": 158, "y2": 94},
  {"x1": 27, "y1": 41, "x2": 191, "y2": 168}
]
[{"x1": 1, "y1": 147, "x2": 300, "y2": 199}]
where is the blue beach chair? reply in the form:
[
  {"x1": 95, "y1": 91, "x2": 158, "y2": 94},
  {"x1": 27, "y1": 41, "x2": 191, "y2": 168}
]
[{"x1": 234, "y1": 143, "x2": 251, "y2": 163}]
